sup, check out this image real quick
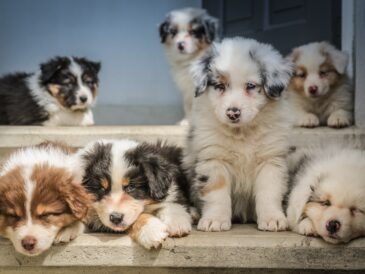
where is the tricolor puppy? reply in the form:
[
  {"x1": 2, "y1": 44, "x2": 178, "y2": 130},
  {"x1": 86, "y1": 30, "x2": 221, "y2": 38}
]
[
  {"x1": 184, "y1": 37, "x2": 292, "y2": 232},
  {"x1": 0, "y1": 56, "x2": 101, "y2": 126},
  {"x1": 287, "y1": 41, "x2": 352, "y2": 128},
  {"x1": 0, "y1": 142, "x2": 91, "y2": 256},
  {"x1": 287, "y1": 146, "x2": 365, "y2": 244},
  {"x1": 76, "y1": 139, "x2": 192, "y2": 249},
  {"x1": 159, "y1": 8, "x2": 219, "y2": 124}
]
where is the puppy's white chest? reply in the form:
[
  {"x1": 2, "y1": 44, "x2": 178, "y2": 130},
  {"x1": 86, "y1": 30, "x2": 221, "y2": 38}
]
[{"x1": 43, "y1": 108, "x2": 94, "y2": 126}]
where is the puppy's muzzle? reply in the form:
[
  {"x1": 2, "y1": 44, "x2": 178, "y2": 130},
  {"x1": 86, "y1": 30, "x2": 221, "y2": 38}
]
[
  {"x1": 109, "y1": 212, "x2": 124, "y2": 225},
  {"x1": 326, "y1": 219, "x2": 341, "y2": 234}
]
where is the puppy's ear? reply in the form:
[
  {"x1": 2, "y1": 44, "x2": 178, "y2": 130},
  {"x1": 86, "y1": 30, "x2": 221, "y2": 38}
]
[
  {"x1": 40, "y1": 56, "x2": 70, "y2": 84},
  {"x1": 250, "y1": 44, "x2": 293, "y2": 99},
  {"x1": 58, "y1": 178, "x2": 93, "y2": 220},
  {"x1": 191, "y1": 49, "x2": 214, "y2": 97},
  {"x1": 159, "y1": 19, "x2": 170, "y2": 43},
  {"x1": 202, "y1": 14, "x2": 219, "y2": 43},
  {"x1": 320, "y1": 42, "x2": 348, "y2": 75},
  {"x1": 87, "y1": 60, "x2": 101, "y2": 75},
  {"x1": 286, "y1": 48, "x2": 300, "y2": 63}
]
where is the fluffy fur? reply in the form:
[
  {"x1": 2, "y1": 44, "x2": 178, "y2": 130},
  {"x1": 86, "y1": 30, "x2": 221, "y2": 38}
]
[
  {"x1": 159, "y1": 8, "x2": 219, "y2": 124},
  {"x1": 287, "y1": 41, "x2": 353, "y2": 128},
  {"x1": 0, "y1": 56, "x2": 101, "y2": 126},
  {"x1": 0, "y1": 142, "x2": 91, "y2": 256},
  {"x1": 287, "y1": 145, "x2": 365, "y2": 244},
  {"x1": 184, "y1": 37, "x2": 293, "y2": 232},
  {"x1": 75, "y1": 139, "x2": 192, "y2": 249}
]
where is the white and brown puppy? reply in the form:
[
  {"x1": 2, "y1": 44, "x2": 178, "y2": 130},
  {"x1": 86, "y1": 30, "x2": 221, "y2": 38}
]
[
  {"x1": 0, "y1": 56, "x2": 101, "y2": 126},
  {"x1": 287, "y1": 146, "x2": 365, "y2": 244},
  {"x1": 159, "y1": 8, "x2": 219, "y2": 125},
  {"x1": 76, "y1": 139, "x2": 192, "y2": 249},
  {"x1": 184, "y1": 37, "x2": 292, "y2": 232},
  {"x1": 287, "y1": 41, "x2": 353, "y2": 128},
  {"x1": 0, "y1": 142, "x2": 91, "y2": 256}
]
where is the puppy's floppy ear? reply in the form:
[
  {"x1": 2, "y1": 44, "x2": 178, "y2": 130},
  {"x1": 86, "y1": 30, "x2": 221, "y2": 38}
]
[
  {"x1": 191, "y1": 48, "x2": 214, "y2": 97},
  {"x1": 73, "y1": 57, "x2": 101, "y2": 75},
  {"x1": 159, "y1": 19, "x2": 170, "y2": 43},
  {"x1": 58, "y1": 177, "x2": 93, "y2": 220},
  {"x1": 250, "y1": 44, "x2": 293, "y2": 99},
  {"x1": 320, "y1": 41, "x2": 348, "y2": 75},
  {"x1": 40, "y1": 56, "x2": 70, "y2": 84},
  {"x1": 202, "y1": 14, "x2": 219, "y2": 43}
]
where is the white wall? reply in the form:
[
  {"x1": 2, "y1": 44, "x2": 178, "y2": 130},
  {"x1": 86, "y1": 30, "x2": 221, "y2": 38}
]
[{"x1": 0, "y1": 0, "x2": 200, "y2": 124}]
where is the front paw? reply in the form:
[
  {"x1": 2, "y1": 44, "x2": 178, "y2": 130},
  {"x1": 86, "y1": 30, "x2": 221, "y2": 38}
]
[
  {"x1": 54, "y1": 222, "x2": 84, "y2": 244},
  {"x1": 197, "y1": 217, "x2": 231, "y2": 232},
  {"x1": 327, "y1": 111, "x2": 351, "y2": 128},
  {"x1": 257, "y1": 211, "x2": 288, "y2": 231},
  {"x1": 162, "y1": 211, "x2": 192, "y2": 237},
  {"x1": 298, "y1": 113, "x2": 319, "y2": 128},
  {"x1": 297, "y1": 218, "x2": 317, "y2": 236},
  {"x1": 137, "y1": 218, "x2": 168, "y2": 249}
]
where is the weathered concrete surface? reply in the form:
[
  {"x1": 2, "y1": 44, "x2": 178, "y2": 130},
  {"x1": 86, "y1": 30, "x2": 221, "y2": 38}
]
[{"x1": 0, "y1": 225, "x2": 364, "y2": 271}]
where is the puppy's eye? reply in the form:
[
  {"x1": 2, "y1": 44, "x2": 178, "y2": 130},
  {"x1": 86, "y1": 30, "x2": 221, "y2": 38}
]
[
  {"x1": 169, "y1": 28, "x2": 177, "y2": 36},
  {"x1": 85, "y1": 80, "x2": 94, "y2": 86},
  {"x1": 320, "y1": 200, "x2": 331, "y2": 206},
  {"x1": 124, "y1": 185, "x2": 136, "y2": 192},
  {"x1": 350, "y1": 207, "x2": 364, "y2": 215},
  {"x1": 5, "y1": 213, "x2": 20, "y2": 221},
  {"x1": 319, "y1": 71, "x2": 328, "y2": 77},
  {"x1": 214, "y1": 83, "x2": 226, "y2": 92},
  {"x1": 294, "y1": 71, "x2": 306, "y2": 78},
  {"x1": 246, "y1": 83, "x2": 256, "y2": 90}
]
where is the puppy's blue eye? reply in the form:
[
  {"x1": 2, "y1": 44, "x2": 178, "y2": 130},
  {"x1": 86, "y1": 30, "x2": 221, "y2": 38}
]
[
  {"x1": 246, "y1": 83, "x2": 256, "y2": 90},
  {"x1": 214, "y1": 83, "x2": 225, "y2": 92}
]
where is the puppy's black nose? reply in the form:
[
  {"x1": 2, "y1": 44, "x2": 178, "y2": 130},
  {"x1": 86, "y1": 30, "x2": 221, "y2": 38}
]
[
  {"x1": 109, "y1": 212, "x2": 124, "y2": 225},
  {"x1": 21, "y1": 236, "x2": 37, "y2": 251},
  {"x1": 177, "y1": 41, "x2": 185, "y2": 51},
  {"x1": 326, "y1": 220, "x2": 341, "y2": 234},
  {"x1": 226, "y1": 107, "x2": 241, "y2": 121},
  {"x1": 79, "y1": 95, "x2": 88, "y2": 103},
  {"x1": 308, "y1": 85, "x2": 318, "y2": 95}
]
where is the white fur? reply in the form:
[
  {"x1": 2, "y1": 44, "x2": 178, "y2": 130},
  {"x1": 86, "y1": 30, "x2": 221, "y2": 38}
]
[
  {"x1": 136, "y1": 216, "x2": 168, "y2": 249},
  {"x1": 287, "y1": 41, "x2": 353, "y2": 128},
  {"x1": 185, "y1": 37, "x2": 291, "y2": 232},
  {"x1": 156, "y1": 202, "x2": 192, "y2": 236},
  {"x1": 287, "y1": 146, "x2": 365, "y2": 243}
]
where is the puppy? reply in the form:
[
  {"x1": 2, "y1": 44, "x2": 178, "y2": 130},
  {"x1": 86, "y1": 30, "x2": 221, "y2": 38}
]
[
  {"x1": 184, "y1": 37, "x2": 292, "y2": 232},
  {"x1": 76, "y1": 139, "x2": 192, "y2": 249},
  {"x1": 0, "y1": 56, "x2": 101, "y2": 126},
  {"x1": 0, "y1": 142, "x2": 91, "y2": 256},
  {"x1": 287, "y1": 146, "x2": 365, "y2": 244},
  {"x1": 159, "y1": 8, "x2": 219, "y2": 124},
  {"x1": 287, "y1": 41, "x2": 353, "y2": 128}
]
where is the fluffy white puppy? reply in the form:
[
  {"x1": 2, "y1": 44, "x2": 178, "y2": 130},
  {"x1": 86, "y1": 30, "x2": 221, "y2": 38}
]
[
  {"x1": 287, "y1": 41, "x2": 353, "y2": 128},
  {"x1": 159, "y1": 8, "x2": 219, "y2": 125},
  {"x1": 184, "y1": 37, "x2": 293, "y2": 232},
  {"x1": 287, "y1": 145, "x2": 365, "y2": 243}
]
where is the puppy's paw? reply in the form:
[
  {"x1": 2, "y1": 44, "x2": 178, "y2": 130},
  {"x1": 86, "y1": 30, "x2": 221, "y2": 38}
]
[
  {"x1": 178, "y1": 119, "x2": 189, "y2": 126},
  {"x1": 197, "y1": 217, "x2": 231, "y2": 232},
  {"x1": 162, "y1": 212, "x2": 192, "y2": 237},
  {"x1": 297, "y1": 218, "x2": 317, "y2": 236},
  {"x1": 137, "y1": 218, "x2": 168, "y2": 249},
  {"x1": 299, "y1": 113, "x2": 319, "y2": 128},
  {"x1": 327, "y1": 111, "x2": 351, "y2": 128},
  {"x1": 81, "y1": 110, "x2": 95, "y2": 126},
  {"x1": 257, "y1": 211, "x2": 288, "y2": 231},
  {"x1": 54, "y1": 222, "x2": 84, "y2": 244}
]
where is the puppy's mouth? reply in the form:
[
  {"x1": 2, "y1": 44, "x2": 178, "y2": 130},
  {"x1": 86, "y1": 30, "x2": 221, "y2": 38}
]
[{"x1": 107, "y1": 223, "x2": 129, "y2": 232}]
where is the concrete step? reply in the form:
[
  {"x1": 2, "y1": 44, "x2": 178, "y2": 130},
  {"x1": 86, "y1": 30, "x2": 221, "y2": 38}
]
[{"x1": 0, "y1": 225, "x2": 364, "y2": 273}]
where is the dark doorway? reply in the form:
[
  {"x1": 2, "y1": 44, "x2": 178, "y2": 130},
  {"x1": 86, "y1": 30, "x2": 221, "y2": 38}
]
[{"x1": 203, "y1": 0, "x2": 341, "y2": 55}]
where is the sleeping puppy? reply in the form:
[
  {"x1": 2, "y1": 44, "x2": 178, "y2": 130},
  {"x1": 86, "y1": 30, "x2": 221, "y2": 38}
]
[
  {"x1": 159, "y1": 8, "x2": 219, "y2": 125},
  {"x1": 0, "y1": 56, "x2": 101, "y2": 126},
  {"x1": 0, "y1": 142, "x2": 91, "y2": 256},
  {"x1": 184, "y1": 37, "x2": 292, "y2": 232},
  {"x1": 76, "y1": 139, "x2": 192, "y2": 249},
  {"x1": 287, "y1": 145, "x2": 365, "y2": 243},
  {"x1": 287, "y1": 41, "x2": 353, "y2": 128}
]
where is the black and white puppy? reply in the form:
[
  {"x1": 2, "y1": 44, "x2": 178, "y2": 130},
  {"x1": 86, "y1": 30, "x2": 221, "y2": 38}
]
[
  {"x1": 184, "y1": 37, "x2": 292, "y2": 232},
  {"x1": 75, "y1": 139, "x2": 192, "y2": 249},
  {"x1": 159, "y1": 8, "x2": 219, "y2": 125},
  {"x1": 0, "y1": 56, "x2": 101, "y2": 126}
]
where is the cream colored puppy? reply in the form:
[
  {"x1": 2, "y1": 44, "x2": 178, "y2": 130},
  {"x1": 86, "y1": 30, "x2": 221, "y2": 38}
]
[{"x1": 287, "y1": 146, "x2": 365, "y2": 243}]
